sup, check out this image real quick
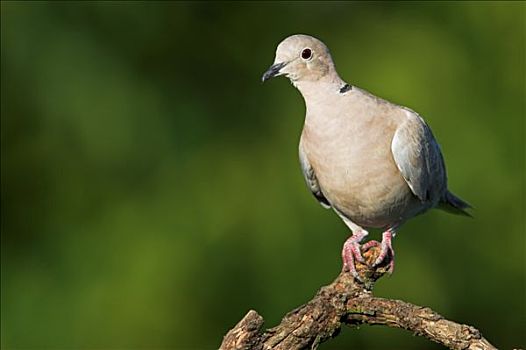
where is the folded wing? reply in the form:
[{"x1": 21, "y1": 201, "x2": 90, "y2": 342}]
[{"x1": 391, "y1": 111, "x2": 447, "y2": 205}]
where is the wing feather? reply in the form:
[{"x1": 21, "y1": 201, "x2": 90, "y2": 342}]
[
  {"x1": 391, "y1": 111, "x2": 446, "y2": 204},
  {"x1": 299, "y1": 144, "x2": 331, "y2": 209}
]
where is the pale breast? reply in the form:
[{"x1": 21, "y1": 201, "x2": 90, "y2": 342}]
[{"x1": 301, "y1": 90, "x2": 420, "y2": 228}]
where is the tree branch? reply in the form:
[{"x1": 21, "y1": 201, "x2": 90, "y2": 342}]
[{"x1": 219, "y1": 245, "x2": 497, "y2": 350}]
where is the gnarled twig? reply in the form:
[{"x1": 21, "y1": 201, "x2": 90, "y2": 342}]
[{"x1": 219, "y1": 245, "x2": 496, "y2": 350}]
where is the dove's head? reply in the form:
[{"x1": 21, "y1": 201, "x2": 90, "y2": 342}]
[{"x1": 262, "y1": 34, "x2": 339, "y2": 84}]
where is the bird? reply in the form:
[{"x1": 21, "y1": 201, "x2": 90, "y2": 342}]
[{"x1": 261, "y1": 34, "x2": 471, "y2": 279}]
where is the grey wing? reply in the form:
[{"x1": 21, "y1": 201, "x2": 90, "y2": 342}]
[
  {"x1": 299, "y1": 144, "x2": 331, "y2": 209},
  {"x1": 391, "y1": 111, "x2": 447, "y2": 204}
]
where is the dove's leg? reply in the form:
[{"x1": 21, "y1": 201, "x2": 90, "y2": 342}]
[
  {"x1": 373, "y1": 228, "x2": 396, "y2": 274},
  {"x1": 341, "y1": 230, "x2": 368, "y2": 278},
  {"x1": 338, "y1": 213, "x2": 369, "y2": 278}
]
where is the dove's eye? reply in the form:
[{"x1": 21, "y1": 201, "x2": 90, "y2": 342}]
[{"x1": 301, "y1": 48, "x2": 312, "y2": 60}]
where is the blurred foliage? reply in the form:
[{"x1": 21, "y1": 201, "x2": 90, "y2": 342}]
[{"x1": 1, "y1": 1, "x2": 525, "y2": 349}]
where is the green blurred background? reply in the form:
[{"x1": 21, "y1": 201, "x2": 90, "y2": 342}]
[{"x1": 1, "y1": 1, "x2": 525, "y2": 349}]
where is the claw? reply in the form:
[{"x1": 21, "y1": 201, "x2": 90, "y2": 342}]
[{"x1": 373, "y1": 230, "x2": 395, "y2": 274}]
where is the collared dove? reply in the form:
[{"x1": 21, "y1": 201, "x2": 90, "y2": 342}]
[{"x1": 262, "y1": 34, "x2": 471, "y2": 279}]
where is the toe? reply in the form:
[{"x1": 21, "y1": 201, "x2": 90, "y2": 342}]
[
  {"x1": 342, "y1": 245, "x2": 362, "y2": 280},
  {"x1": 373, "y1": 244, "x2": 392, "y2": 267},
  {"x1": 362, "y1": 240, "x2": 380, "y2": 250},
  {"x1": 351, "y1": 243, "x2": 365, "y2": 263},
  {"x1": 372, "y1": 230, "x2": 395, "y2": 267},
  {"x1": 387, "y1": 259, "x2": 395, "y2": 274}
]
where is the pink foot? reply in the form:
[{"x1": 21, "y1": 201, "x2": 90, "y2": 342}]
[
  {"x1": 373, "y1": 230, "x2": 395, "y2": 274},
  {"x1": 341, "y1": 230, "x2": 368, "y2": 278}
]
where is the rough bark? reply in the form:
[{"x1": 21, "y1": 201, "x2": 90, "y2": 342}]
[{"x1": 219, "y1": 245, "x2": 497, "y2": 350}]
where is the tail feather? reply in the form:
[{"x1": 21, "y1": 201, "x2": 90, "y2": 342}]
[{"x1": 438, "y1": 191, "x2": 473, "y2": 217}]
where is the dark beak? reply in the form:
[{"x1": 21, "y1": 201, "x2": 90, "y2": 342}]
[{"x1": 261, "y1": 62, "x2": 286, "y2": 82}]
